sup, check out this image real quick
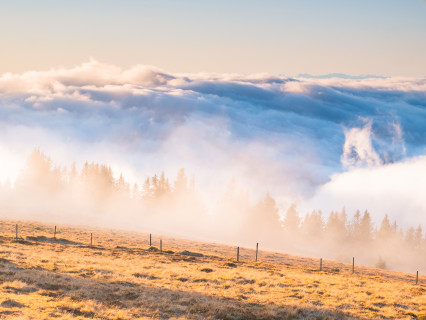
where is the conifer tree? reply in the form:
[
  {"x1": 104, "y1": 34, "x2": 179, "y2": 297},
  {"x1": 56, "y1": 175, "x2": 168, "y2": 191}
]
[
  {"x1": 151, "y1": 174, "x2": 159, "y2": 197},
  {"x1": 378, "y1": 214, "x2": 392, "y2": 241},
  {"x1": 158, "y1": 172, "x2": 171, "y2": 196},
  {"x1": 174, "y1": 168, "x2": 187, "y2": 194},
  {"x1": 142, "y1": 178, "x2": 152, "y2": 200},
  {"x1": 351, "y1": 210, "x2": 362, "y2": 241},
  {"x1": 414, "y1": 225, "x2": 423, "y2": 248},
  {"x1": 405, "y1": 227, "x2": 415, "y2": 247},
  {"x1": 301, "y1": 210, "x2": 324, "y2": 239},
  {"x1": 360, "y1": 210, "x2": 373, "y2": 242},
  {"x1": 283, "y1": 204, "x2": 300, "y2": 234}
]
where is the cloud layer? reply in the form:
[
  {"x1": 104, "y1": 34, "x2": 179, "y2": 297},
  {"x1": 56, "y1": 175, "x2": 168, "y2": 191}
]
[{"x1": 0, "y1": 60, "x2": 425, "y2": 226}]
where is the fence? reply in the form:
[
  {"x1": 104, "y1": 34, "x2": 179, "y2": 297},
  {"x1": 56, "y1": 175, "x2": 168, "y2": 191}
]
[{"x1": 6, "y1": 222, "x2": 423, "y2": 285}]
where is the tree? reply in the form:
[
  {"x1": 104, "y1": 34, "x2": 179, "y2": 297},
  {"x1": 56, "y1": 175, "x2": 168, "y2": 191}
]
[
  {"x1": 339, "y1": 207, "x2": 348, "y2": 230},
  {"x1": 262, "y1": 192, "x2": 280, "y2": 229},
  {"x1": 414, "y1": 225, "x2": 423, "y2": 248},
  {"x1": 151, "y1": 174, "x2": 159, "y2": 197},
  {"x1": 405, "y1": 227, "x2": 415, "y2": 247},
  {"x1": 249, "y1": 192, "x2": 282, "y2": 246},
  {"x1": 283, "y1": 204, "x2": 300, "y2": 234},
  {"x1": 325, "y1": 209, "x2": 347, "y2": 242},
  {"x1": 359, "y1": 210, "x2": 373, "y2": 242},
  {"x1": 301, "y1": 210, "x2": 324, "y2": 239},
  {"x1": 16, "y1": 148, "x2": 62, "y2": 195},
  {"x1": 377, "y1": 214, "x2": 393, "y2": 241},
  {"x1": 351, "y1": 210, "x2": 362, "y2": 241},
  {"x1": 115, "y1": 173, "x2": 130, "y2": 197},
  {"x1": 157, "y1": 172, "x2": 171, "y2": 197},
  {"x1": 142, "y1": 178, "x2": 152, "y2": 200},
  {"x1": 174, "y1": 168, "x2": 187, "y2": 194}
]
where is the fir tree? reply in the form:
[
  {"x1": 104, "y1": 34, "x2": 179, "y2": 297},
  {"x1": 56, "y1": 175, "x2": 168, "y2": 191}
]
[
  {"x1": 142, "y1": 178, "x2": 152, "y2": 200},
  {"x1": 174, "y1": 168, "x2": 187, "y2": 194},
  {"x1": 283, "y1": 204, "x2": 300, "y2": 234},
  {"x1": 360, "y1": 210, "x2": 373, "y2": 242}
]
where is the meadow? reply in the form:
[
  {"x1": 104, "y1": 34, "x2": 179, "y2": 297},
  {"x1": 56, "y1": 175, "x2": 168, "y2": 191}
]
[{"x1": 0, "y1": 219, "x2": 425, "y2": 319}]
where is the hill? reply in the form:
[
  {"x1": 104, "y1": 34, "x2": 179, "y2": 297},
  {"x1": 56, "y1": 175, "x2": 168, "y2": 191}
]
[{"x1": 0, "y1": 220, "x2": 425, "y2": 319}]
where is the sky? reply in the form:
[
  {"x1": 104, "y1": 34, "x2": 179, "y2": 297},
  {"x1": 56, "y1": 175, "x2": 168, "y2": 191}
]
[
  {"x1": 0, "y1": 1, "x2": 425, "y2": 230},
  {"x1": 0, "y1": 0, "x2": 426, "y2": 76}
]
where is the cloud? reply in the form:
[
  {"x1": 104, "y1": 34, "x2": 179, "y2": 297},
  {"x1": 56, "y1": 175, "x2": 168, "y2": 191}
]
[
  {"x1": 0, "y1": 60, "x2": 425, "y2": 223},
  {"x1": 341, "y1": 120, "x2": 382, "y2": 167},
  {"x1": 305, "y1": 156, "x2": 426, "y2": 228}
]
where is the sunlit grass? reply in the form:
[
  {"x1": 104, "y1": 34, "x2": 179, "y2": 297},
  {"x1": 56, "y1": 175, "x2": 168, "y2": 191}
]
[{"x1": 0, "y1": 219, "x2": 425, "y2": 319}]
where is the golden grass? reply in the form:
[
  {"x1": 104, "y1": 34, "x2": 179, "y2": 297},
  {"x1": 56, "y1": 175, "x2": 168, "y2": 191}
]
[{"x1": 0, "y1": 219, "x2": 425, "y2": 319}]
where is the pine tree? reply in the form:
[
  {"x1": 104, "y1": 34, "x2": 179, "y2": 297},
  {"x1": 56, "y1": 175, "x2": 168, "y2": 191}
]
[
  {"x1": 142, "y1": 178, "x2": 151, "y2": 200},
  {"x1": 174, "y1": 168, "x2": 187, "y2": 194},
  {"x1": 116, "y1": 173, "x2": 129, "y2": 196},
  {"x1": 158, "y1": 172, "x2": 171, "y2": 197},
  {"x1": 405, "y1": 227, "x2": 415, "y2": 247},
  {"x1": 16, "y1": 148, "x2": 59, "y2": 194},
  {"x1": 339, "y1": 207, "x2": 348, "y2": 231},
  {"x1": 249, "y1": 192, "x2": 282, "y2": 245},
  {"x1": 301, "y1": 210, "x2": 324, "y2": 239},
  {"x1": 414, "y1": 225, "x2": 423, "y2": 248},
  {"x1": 283, "y1": 204, "x2": 300, "y2": 234},
  {"x1": 378, "y1": 214, "x2": 392, "y2": 241},
  {"x1": 351, "y1": 210, "x2": 362, "y2": 241},
  {"x1": 360, "y1": 210, "x2": 373, "y2": 242},
  {"x1": 151, "y1": 174, "x2": 159, "y2": 198},
  {"x1": 325, "y1": 211, "x2": 345, "y2": 241}
]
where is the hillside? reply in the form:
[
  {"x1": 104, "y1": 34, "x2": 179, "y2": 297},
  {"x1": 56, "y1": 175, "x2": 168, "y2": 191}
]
[{"x1": 0, "y1": 220, "x2": 425, "y2": 320}]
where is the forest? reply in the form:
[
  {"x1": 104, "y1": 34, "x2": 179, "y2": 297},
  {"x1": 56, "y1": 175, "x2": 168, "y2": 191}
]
[{"x1": 1, "y1": 149, "x2": 425, "y2": 272}]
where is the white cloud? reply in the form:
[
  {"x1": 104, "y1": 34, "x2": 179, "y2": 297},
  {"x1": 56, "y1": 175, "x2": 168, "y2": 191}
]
[
  {"x1": 341, "y1": 120, "x2": 382, "y2": 167},
  {"x1": 0, "y1": 60, "x2": 425, "y2": 223},
  {"x1": 305, "y1": 156, "x2": 426, "y2": 228}
]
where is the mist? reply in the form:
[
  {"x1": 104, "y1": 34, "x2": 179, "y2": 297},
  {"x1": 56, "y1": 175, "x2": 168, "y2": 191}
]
[{"x1": 0, "y1": 60, "x2": 425, "y2": 273}]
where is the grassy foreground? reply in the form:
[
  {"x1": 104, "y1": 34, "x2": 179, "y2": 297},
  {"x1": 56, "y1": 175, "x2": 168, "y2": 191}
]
[{"x1": 0, "y1": 220, "x2": 425, "y2": 320}]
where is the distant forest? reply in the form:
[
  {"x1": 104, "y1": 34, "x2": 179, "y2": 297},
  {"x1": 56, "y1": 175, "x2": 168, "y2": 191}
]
[{"x1": 1, "y1": 149, "x2": 425, "y2": 270}]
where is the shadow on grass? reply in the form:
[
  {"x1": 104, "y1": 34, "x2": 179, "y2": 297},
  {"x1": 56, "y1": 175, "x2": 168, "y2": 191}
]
[{"x1": 0, "y1": 257, "x2": 360, "y2": 320}]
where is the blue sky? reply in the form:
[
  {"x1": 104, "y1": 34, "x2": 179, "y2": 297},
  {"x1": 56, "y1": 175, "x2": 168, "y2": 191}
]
[{"x1": 0, "y1": 0, "x2": 425, "y2": 76}]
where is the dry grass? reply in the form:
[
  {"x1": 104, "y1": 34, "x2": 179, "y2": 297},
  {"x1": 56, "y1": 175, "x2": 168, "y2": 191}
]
[{"x1": 0, "y1": 219, "x2": 425, "y2": 319}]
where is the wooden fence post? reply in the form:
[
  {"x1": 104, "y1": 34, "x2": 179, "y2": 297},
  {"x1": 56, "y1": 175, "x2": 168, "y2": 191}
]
[
  {"x1": 54, "y1": 226, "x2": 57, "y2": 239},
  {"x1": 160, "y1": 239, "x2": 163, "y2": 252},
  {"x1": 256, "y1": 243, "x2": 258, "y2": 262},
  {"x1": 352, "y1": 257, "x2": 355, "y2": 274},
  {"x1": 320, "y1": 258, "x2": 322, "y2": 271},
  {"x1": 150, "y1": 234, "x2": 152, "y2": 246},
  {"x1": 237, "y1": 246, "x2": 240, "y2": 262},
  {"x1": 90, "y1": 233, "x2": 93, "y2": 248},
  {"x1": 15, "y1": 224, "x2": 18, "y2": 240},
  {"x1": 416, "y1": 271, "x2": 419, "y2": 285}
]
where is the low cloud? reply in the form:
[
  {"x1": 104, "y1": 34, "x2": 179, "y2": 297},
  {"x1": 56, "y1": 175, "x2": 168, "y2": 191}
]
[
  {"x1": 306, "y1": 156, "x2": 426, "y2": 228},
  {"x1": 0, "y1": 60, "x2": 425, "y2": 226},
  {"x1": 341, "y1": 120, "x2": 382, "y2": 167}
]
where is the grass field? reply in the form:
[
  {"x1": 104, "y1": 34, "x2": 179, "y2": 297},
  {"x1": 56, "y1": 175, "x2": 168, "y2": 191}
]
[{"x1": 0, "y1": 219, "x2": 425, "y2": 319}]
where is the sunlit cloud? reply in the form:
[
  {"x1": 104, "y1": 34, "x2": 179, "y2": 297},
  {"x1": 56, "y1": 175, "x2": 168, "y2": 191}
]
[
  {"x1": 341, "y1": 120, "x2": 382, "y2": 167},
  {"x1": 306, "y1": 156, "x2": 426, "y2": 228},
  {"x1": 0, "y1": 60, "x2": 425, "y2": 225}
]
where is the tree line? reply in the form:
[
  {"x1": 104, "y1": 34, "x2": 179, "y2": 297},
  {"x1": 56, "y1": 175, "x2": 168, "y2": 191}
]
[{"x1": 1, "y1": 149, "x2": 425, "y2": 269}]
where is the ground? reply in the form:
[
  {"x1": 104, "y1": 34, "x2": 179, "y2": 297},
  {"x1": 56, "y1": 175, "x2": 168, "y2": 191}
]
[{"x1": 0, "y1": 220, "x2": 425, "y2": 319}]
